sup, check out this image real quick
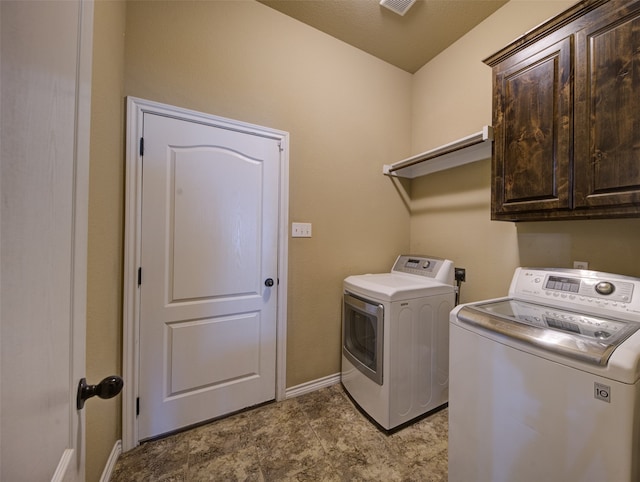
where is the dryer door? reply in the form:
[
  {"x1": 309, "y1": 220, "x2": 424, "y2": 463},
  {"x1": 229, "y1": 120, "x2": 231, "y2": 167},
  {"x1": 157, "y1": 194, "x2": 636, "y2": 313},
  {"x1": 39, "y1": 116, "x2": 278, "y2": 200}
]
[{"x1": 343, "y1": 292, "x2": 384, "y2": 385}]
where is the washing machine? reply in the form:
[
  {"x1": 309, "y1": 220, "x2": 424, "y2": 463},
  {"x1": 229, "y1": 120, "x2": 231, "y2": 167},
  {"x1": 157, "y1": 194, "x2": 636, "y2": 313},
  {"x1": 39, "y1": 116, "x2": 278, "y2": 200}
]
[
  {"x1": 341, "y1": 254, "x2": 455, "y2": 430},
  {"x1": 449, "y1": 267, "x2": 640, "y2": 481}
]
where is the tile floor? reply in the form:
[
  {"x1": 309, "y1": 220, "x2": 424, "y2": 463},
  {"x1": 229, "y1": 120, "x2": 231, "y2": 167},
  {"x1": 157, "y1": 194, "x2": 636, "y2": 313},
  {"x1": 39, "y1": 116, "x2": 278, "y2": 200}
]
[{"x1": 110, "y1": 383, "x2": 448, "y2": 481}]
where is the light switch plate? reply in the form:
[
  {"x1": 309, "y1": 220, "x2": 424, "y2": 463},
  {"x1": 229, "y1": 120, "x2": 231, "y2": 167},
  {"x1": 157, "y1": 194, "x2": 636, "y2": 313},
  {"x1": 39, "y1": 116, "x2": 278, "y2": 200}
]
[{"x1": 292, "y1": 222, "x2": 312, "y2": 238}]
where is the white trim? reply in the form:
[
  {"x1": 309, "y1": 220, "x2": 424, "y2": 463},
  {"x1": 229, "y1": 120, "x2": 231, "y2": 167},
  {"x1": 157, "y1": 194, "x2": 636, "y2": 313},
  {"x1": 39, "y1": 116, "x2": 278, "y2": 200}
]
[
  {"x1": 51, "y1": 449, "x2": 74, "y2": 482},
  {"x1": 285, "y1": 373, "x2": 341, "y2": 399},
  {"x1": 70, "y1": 1, "x2": 94, "y2": 479},
  {"x1": 276, "y1": 133, "x2": 289, "y2": 404},
  {"x1": 99, "y1": 440, "x2": 122, "y2": 482},
  {"x1": 122, "y1": 97, "x2": 289, "y2": 451}
]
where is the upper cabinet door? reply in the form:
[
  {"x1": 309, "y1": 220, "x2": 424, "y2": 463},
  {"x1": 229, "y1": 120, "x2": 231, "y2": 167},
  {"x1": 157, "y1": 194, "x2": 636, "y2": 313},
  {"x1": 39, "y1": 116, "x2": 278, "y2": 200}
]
[
  {"x1": 574, "y1": 1, "x2": 640, "y2": 211},
  {"x1": 491, "y1": 35, "x2": 573, "y2": 220}
]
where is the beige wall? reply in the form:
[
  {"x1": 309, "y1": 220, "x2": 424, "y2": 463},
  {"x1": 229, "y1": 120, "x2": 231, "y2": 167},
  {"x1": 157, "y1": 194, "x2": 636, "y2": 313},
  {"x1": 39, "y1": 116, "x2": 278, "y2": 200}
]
[
  {"x1": 410, "y1": 0, "x2": 640, "y2": 303},
  {"x1": 87, "y1": 1, "x2": 127, "y2": 480}
]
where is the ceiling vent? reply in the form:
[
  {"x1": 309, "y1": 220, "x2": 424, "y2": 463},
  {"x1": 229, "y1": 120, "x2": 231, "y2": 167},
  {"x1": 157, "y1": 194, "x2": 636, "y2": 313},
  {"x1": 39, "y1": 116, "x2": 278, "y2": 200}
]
[{"x1": 379, "y1": 0, "x2": 417, "y2": 16}]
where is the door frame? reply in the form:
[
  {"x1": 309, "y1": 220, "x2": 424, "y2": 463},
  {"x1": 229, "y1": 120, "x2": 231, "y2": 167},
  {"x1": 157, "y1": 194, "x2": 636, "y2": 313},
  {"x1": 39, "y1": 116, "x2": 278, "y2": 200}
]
[{"x1": 122, "y1": 97, "x2": 289, "y2": 451}]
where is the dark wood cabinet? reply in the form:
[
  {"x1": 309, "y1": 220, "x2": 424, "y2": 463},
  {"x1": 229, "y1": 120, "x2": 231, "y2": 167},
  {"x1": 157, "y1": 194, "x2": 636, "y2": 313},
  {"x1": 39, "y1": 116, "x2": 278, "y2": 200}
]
[
  {"x1": 485, "y1": 0, "x2": 640, "y2": 221},
  {"x1": 574, "y1": 1, "x2": 640, "y2": 212},
  {"x1": 491, "y1": 36, "x2": 573, "y2": 217}
]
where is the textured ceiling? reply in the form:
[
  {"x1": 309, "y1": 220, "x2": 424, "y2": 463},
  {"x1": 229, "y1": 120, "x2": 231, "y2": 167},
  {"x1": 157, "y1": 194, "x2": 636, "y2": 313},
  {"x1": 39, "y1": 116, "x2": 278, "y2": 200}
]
[{"x1": 257, "y1": 0, "x2": 508, "y2": 73}]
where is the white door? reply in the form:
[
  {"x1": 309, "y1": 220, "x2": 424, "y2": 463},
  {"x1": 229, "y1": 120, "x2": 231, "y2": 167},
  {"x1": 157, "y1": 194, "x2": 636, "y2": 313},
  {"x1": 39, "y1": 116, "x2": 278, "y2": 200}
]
[
  {"x1": 0, "y1": 0, "x2": 92, "y2": 480},
  {"x1": 138, "y1": 112, "x2": 281, "y2": 440}
]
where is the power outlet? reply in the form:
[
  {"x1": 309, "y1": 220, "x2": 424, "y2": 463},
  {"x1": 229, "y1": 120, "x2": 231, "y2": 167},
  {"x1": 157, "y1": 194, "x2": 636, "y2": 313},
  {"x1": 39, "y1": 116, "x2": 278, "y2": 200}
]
[
  {"x1": 573, "y1": 261, "x2": 589, "y2": 270},
  {"x1": 292, "y1": 222, "x2": 312, "y2": 238}
]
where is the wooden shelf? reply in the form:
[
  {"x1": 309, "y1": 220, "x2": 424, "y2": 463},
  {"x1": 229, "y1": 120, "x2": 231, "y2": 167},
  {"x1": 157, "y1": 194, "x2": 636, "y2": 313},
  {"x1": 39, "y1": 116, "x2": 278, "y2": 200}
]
[{"x1": 383, "y1": 126, "x2": 493, "y2": 179}]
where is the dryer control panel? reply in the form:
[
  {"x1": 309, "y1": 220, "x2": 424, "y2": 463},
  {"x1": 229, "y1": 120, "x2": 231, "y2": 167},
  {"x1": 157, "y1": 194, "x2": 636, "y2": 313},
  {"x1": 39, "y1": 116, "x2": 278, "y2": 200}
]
[{"x1": 391, "y1": 255, "x2": 454, "y2": 285}]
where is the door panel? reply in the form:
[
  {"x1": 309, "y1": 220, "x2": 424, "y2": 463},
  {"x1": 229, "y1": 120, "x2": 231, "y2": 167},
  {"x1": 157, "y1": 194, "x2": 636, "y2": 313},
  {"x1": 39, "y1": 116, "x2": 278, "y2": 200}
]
[
  {"x1": 138, "y1": 113, "x2": 279, "y2": 440},
  {"x1": 171, "y1": 147, "x2": 262, "y2": 300},
  {"x1": 169, "y1": 313, "x2": 260, "y2": 393},
  {"x1": 0, "y1": 0, "x2": 91, "y2": 480}
]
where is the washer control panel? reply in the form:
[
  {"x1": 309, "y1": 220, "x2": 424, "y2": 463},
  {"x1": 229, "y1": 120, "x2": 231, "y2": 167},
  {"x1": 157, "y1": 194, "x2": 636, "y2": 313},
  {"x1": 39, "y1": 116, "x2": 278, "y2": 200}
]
[{"x1": 510, "y1": 268, "x2": 640, "y2": 318}]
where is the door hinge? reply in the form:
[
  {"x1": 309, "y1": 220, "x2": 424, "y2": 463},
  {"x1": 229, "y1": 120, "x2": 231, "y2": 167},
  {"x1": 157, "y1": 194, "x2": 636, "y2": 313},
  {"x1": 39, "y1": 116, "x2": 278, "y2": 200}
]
[
  {"x1": 136, "y1": 397, "x2": 140, "y2": 416},
  {"x1": 278, "y1": 141, "x2": 284, "y2": 152},
  {"x1": 137, "y1": 267, "x2": 142, "y2": 286},
  {"x1": 139, "y1": 137, "x2": 144, "y2": 156}
]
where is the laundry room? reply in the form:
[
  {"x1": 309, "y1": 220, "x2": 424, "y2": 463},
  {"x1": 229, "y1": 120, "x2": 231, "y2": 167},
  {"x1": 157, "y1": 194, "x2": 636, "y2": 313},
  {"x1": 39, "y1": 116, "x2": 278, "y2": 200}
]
[{"x1": 9, "y1": 0, "x2": 640, "y2": 479}]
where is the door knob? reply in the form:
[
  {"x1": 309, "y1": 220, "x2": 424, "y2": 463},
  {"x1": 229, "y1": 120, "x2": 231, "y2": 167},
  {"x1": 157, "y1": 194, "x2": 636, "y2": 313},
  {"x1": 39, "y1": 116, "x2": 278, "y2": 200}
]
[
  {"x1": 76, "y1": 375, "x2": 124, "y2": 409},
  {"x1": 265, "y1": 278, "x2": 274, "y2": 287}
]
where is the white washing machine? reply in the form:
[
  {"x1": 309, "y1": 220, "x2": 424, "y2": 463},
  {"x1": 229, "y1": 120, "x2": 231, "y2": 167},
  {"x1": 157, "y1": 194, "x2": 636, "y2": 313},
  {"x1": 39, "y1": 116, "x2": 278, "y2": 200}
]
[
  {"x1": 449, "y1": 267, "x2": 640, "y2": 482},
  {"x1": 341, "y1": 255, "x2": 455, "y2": 430}
]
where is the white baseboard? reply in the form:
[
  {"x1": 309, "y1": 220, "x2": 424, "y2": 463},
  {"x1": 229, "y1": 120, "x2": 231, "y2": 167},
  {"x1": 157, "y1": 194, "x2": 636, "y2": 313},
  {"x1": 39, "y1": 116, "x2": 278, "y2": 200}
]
[
  {"x1": 285, "y1": 372, "x2": 341, "y2": 399},
  {"x1": 51, "y1": 449, "x2": 73, "y2": 482},
  {"x1": 100, "y1": 439, "x2": 122, "y2": 482}
]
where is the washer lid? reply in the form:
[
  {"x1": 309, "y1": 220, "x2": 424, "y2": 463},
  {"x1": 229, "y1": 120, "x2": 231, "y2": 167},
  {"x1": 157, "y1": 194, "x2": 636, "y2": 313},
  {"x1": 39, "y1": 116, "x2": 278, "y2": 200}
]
[
  {"x1": 457, "y1": 299, "x2": 640, "y2": 366},
  {"x1": 344, "y1": 273, "x2": 454, "y2": 301}
]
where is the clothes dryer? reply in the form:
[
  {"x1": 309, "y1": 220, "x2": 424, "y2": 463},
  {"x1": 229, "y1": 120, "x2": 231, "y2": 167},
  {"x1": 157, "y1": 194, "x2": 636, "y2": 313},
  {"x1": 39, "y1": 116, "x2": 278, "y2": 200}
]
[{"x1": 341, "y1": 255, "x2": 455, "y2": 430}]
